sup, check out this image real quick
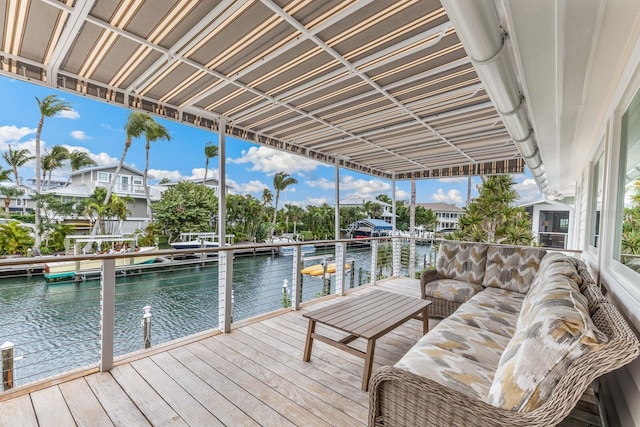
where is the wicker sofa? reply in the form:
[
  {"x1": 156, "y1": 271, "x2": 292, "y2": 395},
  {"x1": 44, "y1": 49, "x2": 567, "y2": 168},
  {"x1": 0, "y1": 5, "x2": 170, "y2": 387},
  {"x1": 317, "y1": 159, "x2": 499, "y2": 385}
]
[{"x1": 369, "y1": 241, "x2": 640, "y2": 426}]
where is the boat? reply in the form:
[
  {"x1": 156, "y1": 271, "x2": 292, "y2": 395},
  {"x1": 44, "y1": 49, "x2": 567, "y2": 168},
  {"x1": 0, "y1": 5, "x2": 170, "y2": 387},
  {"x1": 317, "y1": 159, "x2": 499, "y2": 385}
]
[
  {"x1": 44, "y1": 246, "x2": 158, "y2": 280},
  {"x1": 300, "y1": 261, "x2": 351, "y2": 276},
  {"x1": 170, "y1": 232, "x2": 219, "y2": 250},
  {"x1": 266, "y1": 236, "x2": 316, "y2": 256},
  {"x1": 169, "y1": 232, "x2": 234, "y2": 250},
  {"x1": 346, "y1": 219, "x2": 393, "y2": 240}
]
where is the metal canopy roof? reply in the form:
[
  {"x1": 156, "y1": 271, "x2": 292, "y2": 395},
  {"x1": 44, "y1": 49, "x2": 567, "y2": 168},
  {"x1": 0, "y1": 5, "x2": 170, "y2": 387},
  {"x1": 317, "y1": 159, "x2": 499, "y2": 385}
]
[{"x1": 0, "y1": 0, "x2": 525, "y2": 180}]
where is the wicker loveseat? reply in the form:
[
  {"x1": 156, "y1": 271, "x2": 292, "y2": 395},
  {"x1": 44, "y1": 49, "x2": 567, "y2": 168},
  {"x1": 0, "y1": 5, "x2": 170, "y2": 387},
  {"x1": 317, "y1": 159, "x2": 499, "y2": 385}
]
[{"x1": 369, "y1": 241, "x2": 639, "y2": 426}]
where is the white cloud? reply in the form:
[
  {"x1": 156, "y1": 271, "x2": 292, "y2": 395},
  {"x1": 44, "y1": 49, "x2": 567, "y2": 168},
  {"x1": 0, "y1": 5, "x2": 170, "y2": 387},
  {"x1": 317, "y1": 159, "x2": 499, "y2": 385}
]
[
  {"x1": 70, "y1": 130, "x2": 90, "y2": 140},
  {"x1": 514, "y1": 178, "x2": 543, "y2": 204},
  {"x1": 432, "y1": 188, "x2": 464, "y2": 204},
  {"x1": 232, "y1": 179, "x2": 270, "y2": 195},
  {"x1": 438, "y1": 177, "x2": 469, "y2": 184},
  {"x1": 340, "y1": 175, "x2": 392, "y2": 193},
  {"x1": 395, "y1": 189, "x2": 409, "y2": 200},
  {"x1": 306, "y1": 177, "x2": 334, "y2": 190},
  {"x1": 58, "y1": 109, "x2": 80, "y2": 119},
  {"x1": 229, "y1": 146, "x2": 323, "y2": 174},
  {"x1": 148, "y1": 169, "x2": 184, "y2": 182},
  {"x1": 0, "y1": 125, "x2": 35, "y2": 148}
]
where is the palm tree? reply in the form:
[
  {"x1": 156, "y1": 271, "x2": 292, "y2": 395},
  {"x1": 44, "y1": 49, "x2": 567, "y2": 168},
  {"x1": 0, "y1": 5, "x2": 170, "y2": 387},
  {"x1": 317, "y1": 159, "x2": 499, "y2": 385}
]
[
  {"x1": 0, "y1": 186, "x2": 23, "y2": 219},
  {"x1": 84, "y1": 112, "x2": 148, "y2": 247},
  {"x1": 0, "y1": 168, "x2": 13, "y2": 218},
  {"x1": 34, "y1": 95, "x2": 71, "y2": 248},
  {"x1": 69, "y1": 150, "x2": 97, "y2": 172},
  {"x1": 2, "y1": 145, "x2": 34, "y2": 185},
  {"x1": 142, "y1": 118, "x2": 171, "y2": 222},
  {"x1": 41, "y1": 145, "x2": 70, "y2": 189},
  {"x1": 103, "y1": 112, "x2": 149, "y2": 205},
  {"x1": 271, "y1": 172, "x2": 297, "y2": 237},
  {"x1": 203, "y1": 142, "x2": 218, "y2": 184}
]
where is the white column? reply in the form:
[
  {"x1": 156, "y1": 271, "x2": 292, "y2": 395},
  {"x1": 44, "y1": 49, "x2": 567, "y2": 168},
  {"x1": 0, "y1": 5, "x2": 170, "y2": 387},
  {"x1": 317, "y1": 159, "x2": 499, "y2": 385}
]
[
  {"x1": 335, "y1": 156, "x2": 340, "y2": 240},
  {"x1": 292, "y1": 246, "x2": 301, "y2": 310},
  {"x1": 391, "y1": 175, "x2": 400, "y2": 277},
  {"x1": 370, "y1": 239, "x2": 378, "y2": 286},
  {"x1": 335, "y1": 241, "x2": 346, "y2": 296},
  {"x1": 100, "y1": 258, "x2": 115, "y2": 372},
  {"x1": 217, "y1": 120, "x2": 232, "y2": 333}
]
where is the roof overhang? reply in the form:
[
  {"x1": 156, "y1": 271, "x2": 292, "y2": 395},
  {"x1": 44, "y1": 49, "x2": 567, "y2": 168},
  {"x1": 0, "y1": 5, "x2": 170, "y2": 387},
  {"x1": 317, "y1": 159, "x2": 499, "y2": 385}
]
[{"x1": 1, "y1": 0, "x2": 533, "y2": 182}]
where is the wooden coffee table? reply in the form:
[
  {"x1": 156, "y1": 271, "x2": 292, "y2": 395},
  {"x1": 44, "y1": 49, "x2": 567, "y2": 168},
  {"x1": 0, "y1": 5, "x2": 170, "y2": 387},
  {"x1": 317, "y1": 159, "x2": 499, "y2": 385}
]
[{"x1": 303, "y1": 289, "x2": 431, "y2": 391}]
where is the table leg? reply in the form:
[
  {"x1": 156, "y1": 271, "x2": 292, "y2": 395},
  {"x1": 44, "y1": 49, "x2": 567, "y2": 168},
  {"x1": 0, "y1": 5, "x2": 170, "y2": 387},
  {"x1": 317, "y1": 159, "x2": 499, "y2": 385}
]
[
  {"x1": 362, "y1": 338, "x2": 376, "y2": 391},
  {"x1": 303, "y1": 319, "x2": 316, "y2": 362},
  {"x1": 422, "y1": 306, "x2": 429, "y2": 335}
]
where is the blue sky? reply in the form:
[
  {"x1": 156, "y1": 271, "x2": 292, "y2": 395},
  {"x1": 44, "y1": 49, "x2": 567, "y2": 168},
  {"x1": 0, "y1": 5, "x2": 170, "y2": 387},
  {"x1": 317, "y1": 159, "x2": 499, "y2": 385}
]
[{"x1": 0, "y1": 76, "x2": 542, "y2": 207}]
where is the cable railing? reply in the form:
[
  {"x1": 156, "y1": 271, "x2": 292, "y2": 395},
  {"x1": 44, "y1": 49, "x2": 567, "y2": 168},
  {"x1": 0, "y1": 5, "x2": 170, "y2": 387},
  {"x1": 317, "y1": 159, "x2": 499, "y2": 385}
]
[{"x1": 0, "y1": 236, "x2": 435, "y2": 392}]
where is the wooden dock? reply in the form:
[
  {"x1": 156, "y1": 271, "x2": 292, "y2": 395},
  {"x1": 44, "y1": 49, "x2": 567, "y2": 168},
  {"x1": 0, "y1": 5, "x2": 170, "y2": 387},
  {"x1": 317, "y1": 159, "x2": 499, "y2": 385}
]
[{"x1": 0, "y1": 279, "x2": 601, "y2": 426}]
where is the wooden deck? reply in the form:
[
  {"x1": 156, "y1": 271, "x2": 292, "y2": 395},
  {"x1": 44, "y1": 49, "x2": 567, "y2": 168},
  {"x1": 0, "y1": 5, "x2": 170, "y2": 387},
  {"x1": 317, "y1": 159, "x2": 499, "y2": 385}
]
[{"x1": 0, "y1": 278, "x2": 601, "y2": 426}]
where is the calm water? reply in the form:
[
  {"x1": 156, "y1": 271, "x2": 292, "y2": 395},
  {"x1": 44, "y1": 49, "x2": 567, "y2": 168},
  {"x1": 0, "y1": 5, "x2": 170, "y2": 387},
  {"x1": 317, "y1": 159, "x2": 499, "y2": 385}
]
[{"x1": 0, "y1": 243, "x2": 433, "y2": 386}]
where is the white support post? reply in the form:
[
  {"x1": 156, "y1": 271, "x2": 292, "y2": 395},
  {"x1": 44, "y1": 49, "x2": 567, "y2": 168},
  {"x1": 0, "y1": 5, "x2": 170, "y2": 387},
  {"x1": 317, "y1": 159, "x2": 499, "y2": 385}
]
[
  {"x1": 100, "y1": 258, "x2": 115, "y2": 372},
  {"x1": 217, "y1": 120, "x2": 232, "y2": 333},
  {"x1": 335, "y1": 241, "x2": 346, "y2": 296},
  {"x1": 292, "y1": 246, "x2": 301, "y2": 310},
  {"x1": 370, "y1": 239, "x2": 378, "y2": 286},
  {"x1": 218, "y1": 249, "x2": 233, "y2": 333},
  {"x1": 392, "y1": 237, "x2": 401, "y2": 278},
  {"x1": 335, "y1": 156, "x2": 341, "y2": 240}
]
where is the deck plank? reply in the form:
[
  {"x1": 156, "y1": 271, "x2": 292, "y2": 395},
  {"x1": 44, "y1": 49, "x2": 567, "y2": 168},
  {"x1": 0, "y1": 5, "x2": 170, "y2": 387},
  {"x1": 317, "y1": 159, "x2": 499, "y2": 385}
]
[
  {"x1": 30, "y1": 386, "x2": 76, "y2": 427},
  {"x1": 129, "y1": 357, "x2": 224, "y2": 426},
  {"x1": 110, "y1": 364, "x2": 188, "y2": 427},
  {"x1": 218, "y1": 331, "x2": 369, "y2": 422},
  {"x1": 167, "y1": 346, "x2": 295, "y2": 427},
  {"x1": 187, "y1": 341, "x2": 331, "y2": 427},
  {"x1": 58, "y1": 378, "x2": 114, "y2": 426},
  {"x1": 149, "y1": 351, "x2": 261, "y2": 427},
  {"x1": 200, "y1": 336, "x2": 364, "y2": 427},
  {"x1": 0, "y1": 395, "x2": 38, "y2": 427},
  {"x1": 84, "y1": 372, "x2": 151, "y2": 427}
]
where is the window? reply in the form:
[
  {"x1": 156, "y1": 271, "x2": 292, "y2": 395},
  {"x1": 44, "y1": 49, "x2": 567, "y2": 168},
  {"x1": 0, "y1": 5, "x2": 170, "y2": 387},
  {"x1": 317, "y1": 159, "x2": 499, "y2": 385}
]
[
  {"x1": 16, "y1": 199, "x2": 21, "y2": 206},
  {"x1": 133, "y1": 177, "x2": 142, "y2": 186},
  {"x1": 617, "y1": 89, "x2": 640, "y2": 273},
  {"x1": 97, "y1": 172, "x2": 110, "y2": 182},
  {"x1": 590, "y1": 154, "x2": 604, "y2": 248}
]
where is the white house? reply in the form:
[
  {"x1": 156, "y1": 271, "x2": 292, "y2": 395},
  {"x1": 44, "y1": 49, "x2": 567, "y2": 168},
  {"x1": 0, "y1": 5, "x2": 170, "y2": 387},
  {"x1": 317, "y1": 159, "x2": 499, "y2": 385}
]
[{"x1": 416, "y1": 202, "x2": 465, "y2": 231}]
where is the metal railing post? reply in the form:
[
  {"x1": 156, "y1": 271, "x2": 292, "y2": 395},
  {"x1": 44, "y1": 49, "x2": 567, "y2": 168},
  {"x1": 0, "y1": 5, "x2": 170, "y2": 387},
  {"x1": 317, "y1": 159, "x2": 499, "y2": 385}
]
[
  {"x1": 100, "y1": 258, "x2": 115, "y2": 372},
  {"x1": 218, "y1": 249, "x2": 233, "y2": 333},
  {"x1": 292, "y1": 246, "x2": 301, "y2": 310},
  {"x1": 392, "y1": 237, "x2": 401, "y2": 277},
  {"x1": 370, "y1": 240, "x2": 378, "y2": 286},
  {"x1": 1, "y1": 341, "x2": 14, "y2": 391},
  {"x1": 335, "y1": 241, "x2": 346, "y2": 296},
  {"x1": 142, "y1": 306, "x2": 152, "y2": 349}
]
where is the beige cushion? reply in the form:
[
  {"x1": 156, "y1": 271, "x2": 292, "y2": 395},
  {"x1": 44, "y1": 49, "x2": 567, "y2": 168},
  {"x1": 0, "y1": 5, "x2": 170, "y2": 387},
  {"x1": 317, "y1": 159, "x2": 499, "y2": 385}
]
[
  {"x1": 488, "y1": 278, "x2": 607, "y2": 411},
  {"x1": 395, "y1": 342, "x2": 495, "y2": 401},
  {"x1": 425, "y1": 279, "x2": 484, "y2": 304},
  {"x1": 436, "y1": 241, "x2": 488, "y2": 285},
  {"x1": 482, "y1": 245, "x2": 546, "y2": 293},
  {"x1": 449, "y1": 298, "x2": 519, "y2": 338}
]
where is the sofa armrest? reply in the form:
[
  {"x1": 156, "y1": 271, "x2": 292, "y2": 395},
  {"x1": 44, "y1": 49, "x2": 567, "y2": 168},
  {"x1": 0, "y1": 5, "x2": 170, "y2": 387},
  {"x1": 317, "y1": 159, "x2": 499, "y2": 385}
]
[
  {"x1": 369, "y1": 366, "x2": 570, "y2": 427},
  {"x1": 420, "y1": 269, "x2": 438, "y2": 299}
]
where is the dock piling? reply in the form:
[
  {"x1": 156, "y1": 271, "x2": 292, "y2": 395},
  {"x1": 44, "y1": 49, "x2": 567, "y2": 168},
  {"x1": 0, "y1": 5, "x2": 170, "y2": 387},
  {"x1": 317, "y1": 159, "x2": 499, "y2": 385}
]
[
  {"x1": 1, "y1": 341, "x2": 14, "y2": 391},
  {"x1": 142, "y1": 306, "x2": 152, "y2": 349}
]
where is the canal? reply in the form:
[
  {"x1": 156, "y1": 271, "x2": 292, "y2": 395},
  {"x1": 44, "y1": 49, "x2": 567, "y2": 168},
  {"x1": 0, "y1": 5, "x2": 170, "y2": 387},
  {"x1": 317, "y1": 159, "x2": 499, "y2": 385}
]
[{"x1": 0, "y1": 243, "x2": 434, "y2": 388}]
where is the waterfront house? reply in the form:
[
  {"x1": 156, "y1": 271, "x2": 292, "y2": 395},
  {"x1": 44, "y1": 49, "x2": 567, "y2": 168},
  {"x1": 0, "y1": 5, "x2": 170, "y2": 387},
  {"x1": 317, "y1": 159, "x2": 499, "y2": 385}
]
[
  {"x1": 45, "y1": 165, "x2": 163, "y2": 233},
  {"x1": 2, "y1": 0, "x2": 640, "y2": 425},
  {"x1": 416, "y1": 202, "x2": 464, "y2": 232}
]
